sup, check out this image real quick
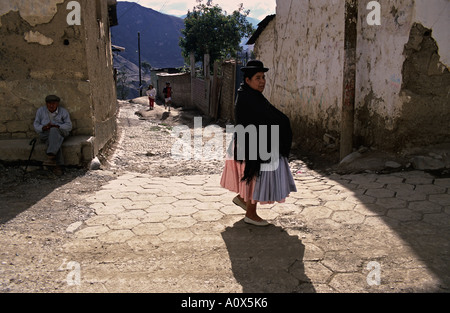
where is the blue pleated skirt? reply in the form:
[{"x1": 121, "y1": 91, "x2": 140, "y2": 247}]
[
  {"x1": 252, "y1": 157, "x2": 297, "y2": 203},
  {"x1": 221, "y1": 137, "x2": 297, "y2": 204}
]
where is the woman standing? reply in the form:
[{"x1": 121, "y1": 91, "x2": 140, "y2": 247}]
[{"x1": 220, "y1": 60, "x2": 297, "y2": 226}]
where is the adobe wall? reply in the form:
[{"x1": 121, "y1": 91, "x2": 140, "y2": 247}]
[
  {"x1": 255, "y1": 0, "x2": 449, "y2": 152},
  {"x1": 0, "y1": 0, "x2": 90, "y2": 140},
  {"x1": 82, "y1": 0, "x2": 118, "y2": 155},
  {"x1": 255, "y1": 1, "x2": 346, "y2": 149},
  {"x1": 0, "y1": 0, "x2": 118, "y2": 160},
  {"x1": 156, "y1": 72, "x2": 192, "y2": 108},
  {"x1": 218, "y1": 60, "x2": 236, "y2": 122},
  {"x1": 355, "y1": 0, "x2": 450, "y2": 150}
]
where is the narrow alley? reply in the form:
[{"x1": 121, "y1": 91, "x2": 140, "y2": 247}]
[{"x1": 1, "y1": 99, "x2": 449, "y2": 293}]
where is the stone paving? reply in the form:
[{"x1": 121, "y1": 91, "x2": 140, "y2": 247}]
[{"x1": 59, "y1": 169, "x2": 450, "y2": 292}]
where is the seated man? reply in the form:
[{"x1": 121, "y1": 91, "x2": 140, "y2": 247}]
[{"x1": 33, "y1": 95, "x2": 72, "y2": 172}]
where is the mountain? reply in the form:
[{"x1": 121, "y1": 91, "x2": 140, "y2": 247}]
[
  {"x1": 246, "y1": 16, "x2": 261, "y2": 29},
  {"x1": 111, "y1": 1, "x2": 260, "y2": 99},
  {"x1": 111, "y1": 1, "x2": 185, "y2": 69}
]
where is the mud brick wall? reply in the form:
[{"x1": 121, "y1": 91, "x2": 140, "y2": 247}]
[
  {"x1": 156, "y1": 72, "x2": 192, "y2": 108},
  {"x1": 355, "y1": 1, "x2": 450, "y2": 150},
  {"x1": 218, "y1": 60, "x2": 236, "y2": 122},
  {"x1": 0, "y1": 0, "x2": 117, "y2": 158},
  {"x1": 254, "y1": 0, "x2": 450, "y2": 152},
  {"x1": 192, "y1": 77, "x2": 210, "y2": 115}
]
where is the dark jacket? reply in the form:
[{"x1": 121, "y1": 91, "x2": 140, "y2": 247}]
[{"x1": 234, "y1": 83, "x2": 293, "y2": 182}]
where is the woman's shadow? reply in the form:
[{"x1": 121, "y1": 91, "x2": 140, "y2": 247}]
[{"x1": 221, "y1": 219, "x2": 316, "y2": 293}]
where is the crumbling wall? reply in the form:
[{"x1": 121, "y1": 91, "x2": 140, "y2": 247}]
[
  {"x1": 355, "y1": 0, "x2": 450, "y2": 151},
  {"x1": 0, "y1": 0, "x2": 65, "y2": 27},
  {"x1": 83, "y1": 0, "x2": 118, "y2": 155},
  {"x1": 255, "y1": 0, "x2": 449, "y2": 153},
  {"x1": 0, "y1": 0, "x2": 90, "y2": 140},
  {"x1": 255, "y1": 0, "x2": 345, "y2": 150},
  {"x1": 398, "y1": 23, "x2": 450, "y2": 148},
  {"x1": 0, "y1": 0, "x2": 118, "y2": 160}
]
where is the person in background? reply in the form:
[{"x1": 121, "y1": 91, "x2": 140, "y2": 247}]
[
  {"x1": 146, "y1": 84, "x2": 156, "y2": 110},
  {"x1": 163, "y1": 82, "x2": 173, "y2": 112},
  {"x1": 33, "y1": 95, "x2": 72, "y2": 175}
]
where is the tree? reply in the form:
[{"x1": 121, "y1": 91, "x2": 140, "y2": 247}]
[
  {"x1": 141, "y1": 61, "x2": 152, "y2": 84},
  {"x1": 179, "y1": 0, "x2": 254, "y2": 65},
  {"x1": 116, "y1": 68, "x2": 129, "y2": 100}
]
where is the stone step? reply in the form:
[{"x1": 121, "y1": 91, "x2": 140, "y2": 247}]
[{"x1": 0, "y1": 136, "x2": 93, "y2": 166}]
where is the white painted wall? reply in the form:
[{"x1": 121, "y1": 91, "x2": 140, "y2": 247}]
[
  {"x1": 256, "y1": 0, "x2": 345, "y2": 143},
  {"x1": 255, "y1": 0, "x2": 449, "y2": 149},
  {"x1": 356, "y1": 0, "x2": 449, "y2": 138}
]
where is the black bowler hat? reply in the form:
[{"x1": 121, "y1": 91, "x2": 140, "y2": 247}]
[
  {"x1": 240, "y1": 60, "x2": 269, "y2": 72},
  {"x1": 45, "y1": 95, "x2": 60, "y2": 102}
]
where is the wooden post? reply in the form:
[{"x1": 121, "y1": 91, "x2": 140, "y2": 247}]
[
  {"x1": 190, "y1": 52, "x2": 195, "y2": 78},
  {"x1": 340, "y1": 0, "x2": 358, "y2": 160},
  {"x1": 138, "y1": 32, "x2": 142, "y2": 97},
  {"x1": 204, "y1": 53, "x2": 210, "y2": 80},
  {"x1": 204, "y1": 53, "x2": 211, "y2": 116},
  {"x1": 211, "y1": 61, "x2": 220, "y2": 119},
  {"x1": 190, "y1": 52, "x2": 195, "y2": 109}
]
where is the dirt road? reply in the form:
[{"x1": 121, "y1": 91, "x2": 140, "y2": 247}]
[{"x1": 0, "y1": 98, "x2": 309, "y2": 292}]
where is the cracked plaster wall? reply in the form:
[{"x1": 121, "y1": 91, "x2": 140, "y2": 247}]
[
  {"x1": 255, "y1": 0, "x2": 449, "y2": 152},
  {"x1": 255, "y1": 0, "x2": 345, "y2": 150},
  {"x1": 0, "y1": 0, "x2": 117, "y2": 158},
  {"x1": 355, "y1": 0, "x2": 450, "y2": 150},
  {"x1": 0, "y1": 0, "x2": 64, "y2": 27}
]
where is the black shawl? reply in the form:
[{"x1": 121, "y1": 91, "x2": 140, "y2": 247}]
[{"x1": 233, "y1": 83, "x2": 293, "y2": 182}]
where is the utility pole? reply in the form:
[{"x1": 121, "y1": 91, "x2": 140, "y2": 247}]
[
  {"x1": 138, "y1": 32, "x2": 142, "y2": 97},
  {"x1": 340, "y1": 0, "x2": 358, "y2": 160}
]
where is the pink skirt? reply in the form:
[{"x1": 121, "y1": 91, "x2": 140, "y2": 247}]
[
  {"x1": 220, "y1": 159, "x2": 293, "y2": 205},
  {"x1": 220, "y1": 160, "x2": 258, "y2": 204}
]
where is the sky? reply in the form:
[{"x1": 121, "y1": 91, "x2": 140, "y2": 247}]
[{"x1": 124, "y1": 0, "x2": 276, "y2": 21}]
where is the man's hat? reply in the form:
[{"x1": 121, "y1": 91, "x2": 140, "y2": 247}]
[
  {"x1": 45, "y1": 95, "x2": 60, "y2": 102},
  {"x1": 240, "y1": 60, "x2": 269, "y2": 72}
]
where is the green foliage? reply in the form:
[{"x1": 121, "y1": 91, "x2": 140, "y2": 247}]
[
  {"x1": 116, "y1": 69, "x2": 129, "y2": 100},
  {"x1": 141, "y1": 61, "x2": 152, "y2": 74},
  {"x1": 179, "y1": 0, "x2": 255, "y2": 64}
]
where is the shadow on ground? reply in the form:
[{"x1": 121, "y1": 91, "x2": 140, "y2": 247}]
[
  {"x1": 221, "y1": 219, "x2": 316, "y2": 293},
  {"x1": 0, "y1": 165, "x2": 86, "y2": 224}
]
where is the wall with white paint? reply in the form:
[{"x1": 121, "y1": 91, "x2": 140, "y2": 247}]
[
  {"x1": 255, "y1": 0, "x2": 346, "y2": 149},
  {"x1": 255, "y1": 0, "x2": 449, "y2": 152},
  {"x1": 356, "y1": 0, "x2": 450, "y2": 149}
]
